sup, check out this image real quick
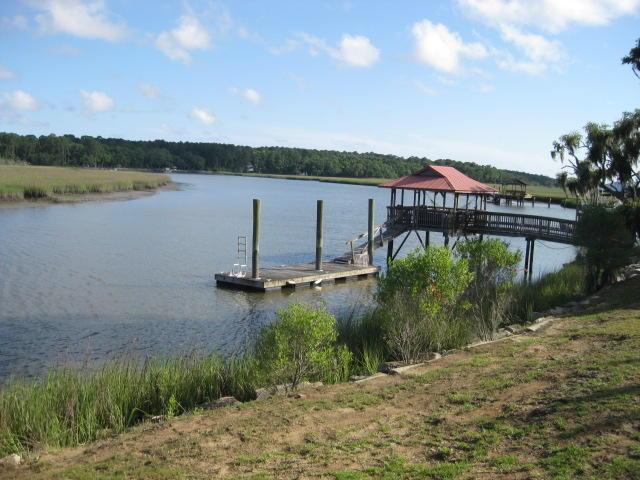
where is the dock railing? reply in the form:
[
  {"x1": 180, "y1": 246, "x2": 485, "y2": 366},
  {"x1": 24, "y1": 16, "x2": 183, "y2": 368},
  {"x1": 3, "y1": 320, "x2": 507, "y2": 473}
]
[{"x1": 387, "y1": 206, "x2": 577, "y2": 244}]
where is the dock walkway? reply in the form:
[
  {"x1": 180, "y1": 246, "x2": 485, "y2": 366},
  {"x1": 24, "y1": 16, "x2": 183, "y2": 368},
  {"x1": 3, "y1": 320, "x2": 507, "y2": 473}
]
[{"x1": 215, "y1": 261, "x2": 379, "y2": 291}]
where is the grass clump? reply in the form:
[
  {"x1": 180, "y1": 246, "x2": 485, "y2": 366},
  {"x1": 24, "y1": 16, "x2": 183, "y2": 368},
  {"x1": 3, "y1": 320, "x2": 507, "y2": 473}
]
[
  {"x1": 0, "y1": 354, "x2": 258, "y2": 455},
  {"x1": 0, "y1": 165, "x2": 170, "y2": 202},
  {"x1": 510, "y1": 263, "x2": 586, "y2": 321}
]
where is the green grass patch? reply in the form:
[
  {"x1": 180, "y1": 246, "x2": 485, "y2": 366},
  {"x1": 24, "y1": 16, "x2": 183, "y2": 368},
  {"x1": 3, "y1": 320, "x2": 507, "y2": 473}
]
[{"x1": 0, "y1": 165, "x2": 169, "y2": 202}]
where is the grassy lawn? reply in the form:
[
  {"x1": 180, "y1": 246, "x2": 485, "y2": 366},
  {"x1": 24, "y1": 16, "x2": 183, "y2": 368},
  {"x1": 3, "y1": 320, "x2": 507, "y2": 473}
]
[
  {"x1": 0, "y1": 165, "x2": 170, "y2": 202},
  {"x1": 6, "y1": 276, "x2": 639, "y2": 479}
]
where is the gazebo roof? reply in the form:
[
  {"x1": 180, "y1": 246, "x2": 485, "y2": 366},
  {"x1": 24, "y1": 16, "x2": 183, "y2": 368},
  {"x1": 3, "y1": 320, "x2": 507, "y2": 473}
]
[{"x1": 379, "y1": 165, "x2": 498, "y2": 194}]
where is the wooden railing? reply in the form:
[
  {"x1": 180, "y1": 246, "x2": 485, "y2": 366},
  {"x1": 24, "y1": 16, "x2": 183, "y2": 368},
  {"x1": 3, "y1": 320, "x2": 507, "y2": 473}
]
[{"x1": 387, "y1": 206, "x2": 577, "y2": 244}]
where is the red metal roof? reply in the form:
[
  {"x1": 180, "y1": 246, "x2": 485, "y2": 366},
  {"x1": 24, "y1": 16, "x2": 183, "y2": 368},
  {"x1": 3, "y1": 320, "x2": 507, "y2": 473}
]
[{"x1": 379, "y1": 165, "x2": 498, "y2": 194}]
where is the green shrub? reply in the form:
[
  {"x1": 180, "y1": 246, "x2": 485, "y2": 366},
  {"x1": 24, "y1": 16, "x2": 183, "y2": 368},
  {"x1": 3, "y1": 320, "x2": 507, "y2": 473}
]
[
  {"x1": 255, "y1": 303, "x2": 351, "y2": 389},
  {"x1": 378, "y1": 247, "x2": 473, "y2": 362},
  {"x1": 456, "y1": 239, "x2": 521, "y2": 339}
]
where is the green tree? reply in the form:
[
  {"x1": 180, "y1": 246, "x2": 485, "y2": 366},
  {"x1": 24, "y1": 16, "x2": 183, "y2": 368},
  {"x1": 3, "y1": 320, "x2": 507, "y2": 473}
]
[
  {"x1": 622, "y1": 37, "x2": 640, "y2": 79},
  {"x1": 576, "y1": 206, "x2": 636, "y2": 291},
  {"x1": 455, "y1": 239, "x2": 521, "y2": 340},
  {"x1": 255, "y1": 303, "x2": 351, "y2": 389}
]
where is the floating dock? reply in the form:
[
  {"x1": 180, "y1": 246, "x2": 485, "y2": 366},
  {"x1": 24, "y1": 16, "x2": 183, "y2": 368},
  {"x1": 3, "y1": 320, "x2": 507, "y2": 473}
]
[{"x1": 215, "y1": 261, "x2": 379, "y2": 292}]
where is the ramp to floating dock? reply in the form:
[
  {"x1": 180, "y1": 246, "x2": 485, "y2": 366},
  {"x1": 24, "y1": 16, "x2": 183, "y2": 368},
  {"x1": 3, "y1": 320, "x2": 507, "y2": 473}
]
[{"x1": 215, "y1": 261, "x2": 379, "y2": 292}]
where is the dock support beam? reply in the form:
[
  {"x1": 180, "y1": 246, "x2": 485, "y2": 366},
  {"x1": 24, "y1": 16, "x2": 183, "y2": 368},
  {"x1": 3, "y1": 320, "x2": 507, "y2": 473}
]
[
  {"x1": 252, "y1": 198, "x2": 261, "y2": 279},
  {"x1": 524, "y1": 238, "x2": 536, "y2": 282},
  {"x1": 387, "y1": 238, "x2": 394, "y2": 266},
  {"x1": 315, "y1": 200, "x2": 324, "y2": 271},
  {"x1": 528, "y1": 239, "x2": 535, "y2": 281},
  {"x1": 368, "y1": 198, "x2": 374, "y2": 266},
  {"x1": 524, "y1": 238, "x2": 530, "y2": 280}
]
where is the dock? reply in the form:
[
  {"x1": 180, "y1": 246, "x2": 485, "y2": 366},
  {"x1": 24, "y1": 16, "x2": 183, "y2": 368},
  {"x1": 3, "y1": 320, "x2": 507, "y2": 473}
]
[{"x1": 215, "y1": 261, "x2": 379, "y2": 292}]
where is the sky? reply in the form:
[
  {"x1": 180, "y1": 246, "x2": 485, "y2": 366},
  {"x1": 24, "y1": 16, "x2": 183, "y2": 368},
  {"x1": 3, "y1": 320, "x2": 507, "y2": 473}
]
[{"x1": 1, "y1": 0, "x2": 640, "y2": 176}]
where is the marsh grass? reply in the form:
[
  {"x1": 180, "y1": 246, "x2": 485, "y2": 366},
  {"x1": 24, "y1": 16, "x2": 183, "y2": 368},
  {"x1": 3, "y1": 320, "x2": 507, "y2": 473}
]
[
  {"x1": 0, "y1": 354, "x2": 258, "y2": 455},
  {"x1": 510, "y1": 263, "x2": 586, "y2": 321},
  {"x1": 0, "y1": 165, "x2": 170, "y2": 201}
]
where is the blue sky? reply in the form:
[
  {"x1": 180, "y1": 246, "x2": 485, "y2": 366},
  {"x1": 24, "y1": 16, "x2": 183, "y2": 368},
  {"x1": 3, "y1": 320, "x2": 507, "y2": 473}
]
[{"x1": 1, "y1": 0, "x2": 639, "y2": 176}]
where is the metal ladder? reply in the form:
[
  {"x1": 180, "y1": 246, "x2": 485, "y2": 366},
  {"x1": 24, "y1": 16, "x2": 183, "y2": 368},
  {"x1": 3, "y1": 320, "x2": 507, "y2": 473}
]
[{"x1": 232, "y1": 236, "x2": 248, "y2": 277}]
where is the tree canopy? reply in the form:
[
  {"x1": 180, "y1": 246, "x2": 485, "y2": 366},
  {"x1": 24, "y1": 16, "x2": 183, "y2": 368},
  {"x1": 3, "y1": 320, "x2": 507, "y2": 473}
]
[{"x1": 0, "y1": 132, "x2": 557, "y2": 187}]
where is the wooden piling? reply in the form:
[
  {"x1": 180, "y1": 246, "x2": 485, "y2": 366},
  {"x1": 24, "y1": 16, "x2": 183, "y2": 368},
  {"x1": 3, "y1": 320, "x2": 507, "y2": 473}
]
[
  {"x1": 524, "y1": 238, "x2": 530, "y2": 279},
  {"x1": 252, "y1": 198, "x2": 261, "y2": 279},
  {"x1": 315, "y1": 199, "x2": 324, "y2": 271},
  {"x1": 528, "y1": 239, "x2": 535, "y2": 281},
  {"x1": 368, "y1": 198, "x2": 374, "y2": 266}
]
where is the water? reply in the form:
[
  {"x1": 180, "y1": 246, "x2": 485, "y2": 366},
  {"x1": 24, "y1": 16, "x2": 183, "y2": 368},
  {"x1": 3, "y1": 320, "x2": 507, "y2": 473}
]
[{"x1": 0, "y1": 174, "x2": 578, "y2": 379}]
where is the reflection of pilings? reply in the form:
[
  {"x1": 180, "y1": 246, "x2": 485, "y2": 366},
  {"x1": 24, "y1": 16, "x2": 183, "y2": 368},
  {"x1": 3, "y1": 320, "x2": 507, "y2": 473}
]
[
  {"x1": 252, "y1": 199, "x2": 261, "y2": 279},
  {"x1": 315, "y1": 200, "x2": 323, "y2": 271}
]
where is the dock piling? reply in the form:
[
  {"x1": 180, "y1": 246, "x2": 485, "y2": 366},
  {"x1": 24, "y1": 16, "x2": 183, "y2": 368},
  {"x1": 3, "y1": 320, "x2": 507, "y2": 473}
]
[
  {"x1": 368, "y1": 198, "x2": 374, "y2": 266},
  {"x1": 315, "y1": 200, "x2": 324, "y2": 271},
  {"x1": 252, "y1": 198, "x2": 261, "y2": 279}
]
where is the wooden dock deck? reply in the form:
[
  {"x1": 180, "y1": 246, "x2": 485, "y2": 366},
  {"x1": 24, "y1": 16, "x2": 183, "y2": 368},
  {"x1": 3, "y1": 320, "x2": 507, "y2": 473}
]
[{"x1": 215, "y1": 261, "x2": 380, "y2": 291}]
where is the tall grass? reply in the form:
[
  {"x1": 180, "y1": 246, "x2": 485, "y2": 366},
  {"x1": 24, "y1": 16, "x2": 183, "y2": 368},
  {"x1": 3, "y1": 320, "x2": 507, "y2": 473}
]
[
  {"x1": 337, "y1": 309, "x2": 388, "y2": 375},
  {"x1": 0, "y1": 165, "x2": 170, "y2": 201},
  {"x1": 0, "y1": 354, "x2": 258, "y2": 456},
  {"x1": 509, "y1": 263, "x2": 587, "y2": 322}
]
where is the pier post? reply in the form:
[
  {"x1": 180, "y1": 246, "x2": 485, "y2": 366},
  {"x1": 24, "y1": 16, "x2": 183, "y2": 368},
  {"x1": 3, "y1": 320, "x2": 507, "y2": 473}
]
[
  {"x1": 315, "y1": 200, "x2": 324, "y2": 271},
  {"x1": 528, "y1": 239, "x2": 535, "y2": 281},
  {"x1": 524, "y1": 238, "x2": 530, "y2": 280},
  {"x1": 368, "y1": 198, "x2": 374, "y2": 266},
  {"x1": 387, "y1": 238, "x2": 394, "y2": 266},
  {"x1": 252, "y1": 198, "x2": 261, "y2": 279}
]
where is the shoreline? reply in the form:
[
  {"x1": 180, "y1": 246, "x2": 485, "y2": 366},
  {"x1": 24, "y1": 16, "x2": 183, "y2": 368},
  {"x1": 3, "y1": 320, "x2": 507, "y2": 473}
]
[{"x1": 0, "y1": 182, "x2": 178, "y2": 209}]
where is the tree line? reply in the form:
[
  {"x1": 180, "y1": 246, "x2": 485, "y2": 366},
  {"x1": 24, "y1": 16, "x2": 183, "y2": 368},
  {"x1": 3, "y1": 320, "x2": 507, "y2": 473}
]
[{"x1": 0, "y1": 133, "x2": 557, "y2": 187}]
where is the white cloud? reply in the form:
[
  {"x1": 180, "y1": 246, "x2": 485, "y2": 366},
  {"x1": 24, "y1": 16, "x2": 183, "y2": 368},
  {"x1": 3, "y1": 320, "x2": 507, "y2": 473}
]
[
  {"x1": 31, "y1": 0, "x2": 127, "y2": 42},
  {"x1": 190, "y1": 107, "x2": 216, "y2": 125},
  {"x1": 80, "y1": 90, "x2": 114, "y2": 113},
  {"x1": 232, "y1": 87, "x2": 262, "y2": 104},
  {"x1": 298, "y1": 33, "x2": 380, "y2": 67},
  {"x1": 155, "y1": 14, "x2": 211, "y2": 63},
  {"x1": 6, "y1": 90, "x2": 38, "y2": 111},
  {"x1": 336, "y1": 35, "x2": 380, "y2": 67},
  {"x1": 493, "y1": 24, "x2": 564, "y2": 74},
  {"x1": 138, "y1": 82, "x2": 160, "y2": 99},
  {"x1": 411, "y1": 20, "x2": 487, "y2": 73},
  {"x1": 458, "y1": 0, "x2": 640, "y2": 33},
  {"x1": 457, "y1": 0, "x2": 638, "y2": 75},
  {"x1": 412, "y1": 80, "x2": 438, "y2": 96},
  {"x1": 0, "y1": 65, "x2": 15, "y2": 80}
]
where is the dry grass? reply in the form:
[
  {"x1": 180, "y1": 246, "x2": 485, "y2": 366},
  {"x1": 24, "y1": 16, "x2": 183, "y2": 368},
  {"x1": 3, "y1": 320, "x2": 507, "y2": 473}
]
[
  {"x1": 0, "y1": 165, "x2": 170, "y2": 202},
  {"x1": 4, "y1": 277, "x2": 639, "y2": 479}
]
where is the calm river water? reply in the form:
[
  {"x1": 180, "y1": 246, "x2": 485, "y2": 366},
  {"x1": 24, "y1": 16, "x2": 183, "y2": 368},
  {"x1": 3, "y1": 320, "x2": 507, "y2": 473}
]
[{"x1": 0, "y1": 174, "x2": 578, "y2": 379}]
